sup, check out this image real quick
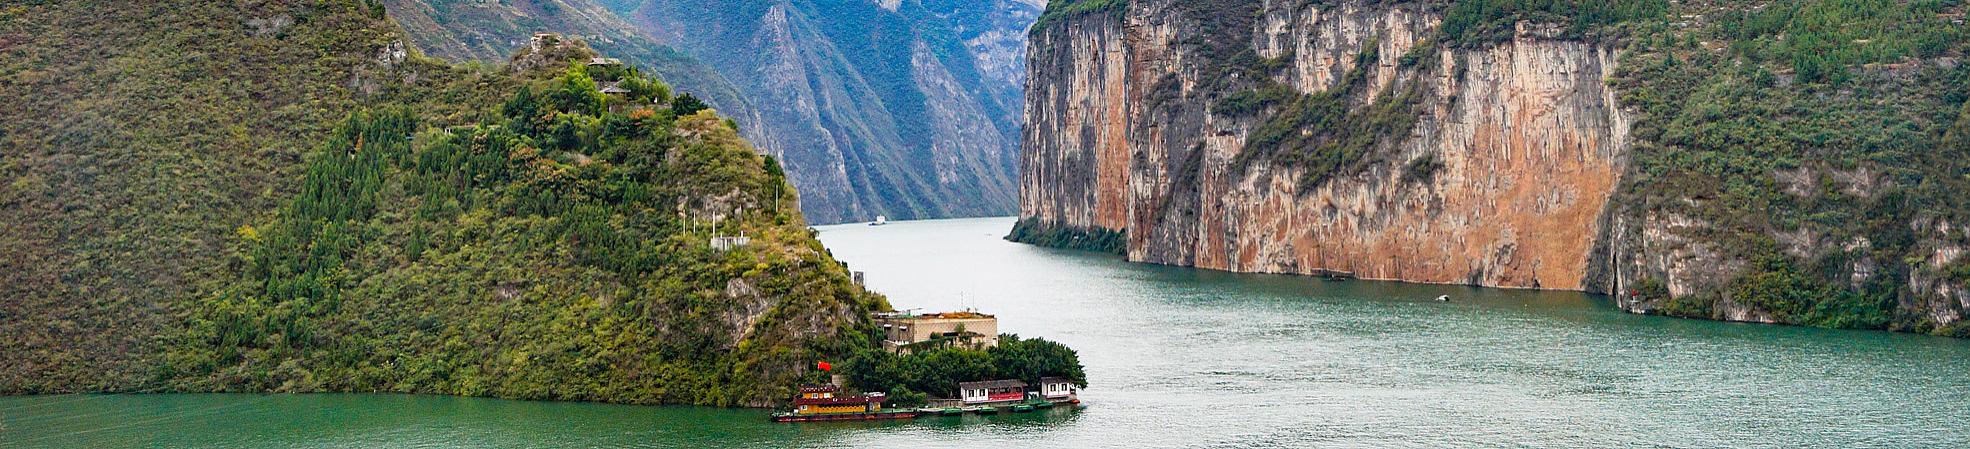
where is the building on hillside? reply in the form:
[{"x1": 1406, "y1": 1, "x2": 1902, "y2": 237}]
[
  {"x1": 599, "y1": 82, "x2": 630, "y2": 95},
  {"x1": 791, "y1": 385, "x2": 884, "y2": 415},
  {"x1": 958, "y1": 380, "x2": 1027, "y2": 405},
  {"x1": 587, "y1": 57, "x2": 623, "y2": 67},
  {"x1": 874, "y1": 310, "x2": 998, "y2": 353},
  {"x1": 1038, "y1": 377, "x2": 1078, "y2": 400}
]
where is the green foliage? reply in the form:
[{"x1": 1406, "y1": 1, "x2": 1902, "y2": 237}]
[
  {"x1": 0, "y1": 0, "x2": 510, "y2": 394},
  {"x1": 1239, "y1": 43, "x2": 1429, "y2": 189},
  {"x1": 1605, "y1": 0, "x2": 1970, "y2": 332},
  {"x1": 1214, "y1": 85, "x2": 1298, "y2": 116},
  {"x1": 1439, "y1": 0, "x2": 1670, "y2": 46},
  {"x1": 550, "y1": 62, "x2": 608, "y2": 116},
  {"x1": 1034, "y1": 0, "x2": 1130, "y2": 32},
  {"x1": 1401, "y1": 153, "x2": 1444, "y2": 185},
  {"x1": 1711, "y1": 0, "x2": 1967, "y2": 85},
  {"x1": 1635, "y1": 278, "x2": 1718, "y2": 319},
  {"x1": 0, "y1": 0, "x2": 893, "y2": 403},
  {"x1": 843, "y1": 334, "x2": 1086, "y2": 400},
  {"x1": 671, "y1": 93, "x2": 711, "y2": 117},
  {"x1": 1006, "y1": 218, "x2": 1128, "y2": 255},
  {"x1": 1727, "y1": 255, "x2": 1893, "y2": 329},
  {"x1": 163, "y1": 63, "x2": 892, "y2": 405}
]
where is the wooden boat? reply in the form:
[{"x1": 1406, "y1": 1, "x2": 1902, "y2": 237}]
[
  {"x1": 1012, "y1": 404, "x2": 1035, "y2": 413},
  {"x1": 939, "y1": 408, "x2": 964, "y2": 416},
  {"x1": 773, "y1": 385, "x2": 913, "y2": 423},
  {"x1": 771, "y1": 410, "x2": 920, "y2": 423}
]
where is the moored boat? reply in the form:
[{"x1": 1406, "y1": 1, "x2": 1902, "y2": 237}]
[
  {"x1": 771, "y1": 410, "x2": 920, "y2": 423},
  {"x1": 772, "y1": 385, "x2": 913, "y2": 423}
]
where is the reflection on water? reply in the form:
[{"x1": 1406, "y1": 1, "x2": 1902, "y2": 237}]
[{"x1": 4, "y1": 217, "x2": 1968, "y2": 448}]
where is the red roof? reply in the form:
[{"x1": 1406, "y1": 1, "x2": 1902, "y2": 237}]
[{"x1": 798, "y1": 385, "x2": 840, "y2": 393}]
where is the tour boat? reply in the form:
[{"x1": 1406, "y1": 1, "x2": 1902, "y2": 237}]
[
  {"x1": 869, "y1": 215, "x2": 889, "y2": 226},
  {"x1": 771, "y1": 410, "x2": 920, "y2": 423},
  {"x1": 772, "y1": 385, "x2": 916, "y2": 423}
]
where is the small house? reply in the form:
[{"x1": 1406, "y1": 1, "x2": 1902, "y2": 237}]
[
  {"x1": 1038, "y1": 377, "x2": 1078, "y2": 400},
  {"x1": 599, "y1": 82, "x2": 631, "y2": 95},
  {"x1": 587, "y1": 57, "x2": 623, "y2": 67},
  {"x1": 958, "y1": 379, "x2": 1027, "y2": 405}
]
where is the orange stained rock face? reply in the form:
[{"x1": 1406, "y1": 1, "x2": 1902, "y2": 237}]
[
  {"x1": 1021, "y1": 3, "x2": 1631, "y2": 292},
  {"x1": 1192, "y1": 40, "x2": 1627, "y2": 290}
]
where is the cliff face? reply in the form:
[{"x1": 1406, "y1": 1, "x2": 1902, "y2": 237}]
[
  {"x1": 1024, "y1": 0, "x2": 1629, "y2": 289},
  {"x1": 1021, "y1": 0, "x2": 1970, "y2": 334},
  {"x1": 617, "y1": 0, "x2": 1039, "y2": 224}
]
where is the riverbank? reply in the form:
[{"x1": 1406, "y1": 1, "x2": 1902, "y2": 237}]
[{"x1": 6, "y1": 217, "x2": 1968, "y2": 448}]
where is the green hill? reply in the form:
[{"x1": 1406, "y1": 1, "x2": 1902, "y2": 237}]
[{"x1": 0, "y1": 0, "x2": 887, "y2": 406}]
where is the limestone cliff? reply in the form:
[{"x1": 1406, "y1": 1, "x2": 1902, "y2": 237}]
[
  {"x1": 1018, "y1": 0, "x2": 1970, "y2": 334},
  {"x1": 1023, "y1": 0, "x2": 1628, "y2": 289}
]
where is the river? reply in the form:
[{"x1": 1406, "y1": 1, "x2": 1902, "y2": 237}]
[{"x1": 4, "y1": 217, "x2": 1968, "y2": 448}]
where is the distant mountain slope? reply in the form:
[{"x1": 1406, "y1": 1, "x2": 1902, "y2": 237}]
[{"x1": 614, "y1": 0, "x2": 1039, "y2": 223}]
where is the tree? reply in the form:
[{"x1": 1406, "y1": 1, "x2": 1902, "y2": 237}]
[{"x1": 671, "y1": 93, "x2": 709, "y2": 116}]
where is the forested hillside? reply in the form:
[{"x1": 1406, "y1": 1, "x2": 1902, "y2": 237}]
[
  {"x1": 377, "y1": 0, "x2": 761, "y2": 158},
  {"x1": 1, "y1": 0, "x2": 887, "y2": 406}
]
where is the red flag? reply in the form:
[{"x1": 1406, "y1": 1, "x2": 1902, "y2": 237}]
[{"x1": 816, "y1": 361, "x2": 832, "y2": 371}]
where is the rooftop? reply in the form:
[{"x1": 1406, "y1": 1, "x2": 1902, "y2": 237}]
[
  {"x1": 798, "y1": 385, "x2": 840, "y2": 393},
  {"x1": 880, "y1": 311, "x2": 995, "y2": 320},
  {"x1": 793, "y1": 395, "x2": 881, "y2": 406},
  {"x1": 958, "y1": 379, "x2": 1027, "y2": 389}
]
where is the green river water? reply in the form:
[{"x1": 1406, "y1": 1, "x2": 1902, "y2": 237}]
[{"x1": 4, "y1": 217, "x2": 1968, "y2": 448}]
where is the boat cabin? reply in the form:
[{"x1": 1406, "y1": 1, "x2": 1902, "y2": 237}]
[
  {"x1": 791, "y1": 385, "x2": 884, "y2": 415},
  {"x1": 958, "y1": 379, "x2": 1027, "y2": 405},
  {"x1": 1038, "y1": 377, "x2": 1078, "y2": 400}
]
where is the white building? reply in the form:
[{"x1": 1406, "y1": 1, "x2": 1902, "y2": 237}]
[
  {"x1": 1039, "y1": 377, "x2": 1078, "y2": 400},
  {"x1": 958, "y1": 379, "x2": 1027, "y2": 405}
]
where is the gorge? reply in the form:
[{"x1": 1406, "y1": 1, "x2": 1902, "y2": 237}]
[{"x1": 1015, "y1": 0, "x2": 1970, "y2": 335}]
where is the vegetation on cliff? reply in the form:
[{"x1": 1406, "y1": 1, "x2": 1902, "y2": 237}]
[
  {"x1": 1, "y1": 0, "x2": 893, "y2": 405},
  {"x1": 1609, "y1": 0, "x2": 1970, "y2": 335},
  {"x1": 162, "y1": 61, "x2": 891, "y2": 405},
  {"x1": 1007, "y1": 218, "x2": 1128, "y2": 255},
  {"x1": 1022, "y1": 0, "x2": 1970, "y2": 335},
  {"x1": 0, "y1": 0, "x2": 506, "y2": 394}
]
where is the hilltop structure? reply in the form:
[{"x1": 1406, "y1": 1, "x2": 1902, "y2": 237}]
[{"x1": 874, "y1": 311, "x2": 999, "y2": 353}]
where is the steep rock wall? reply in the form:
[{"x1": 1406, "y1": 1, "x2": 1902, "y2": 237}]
[{"x1": 1021, "y1": 0, "x2": 1629, "y2": 290}]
